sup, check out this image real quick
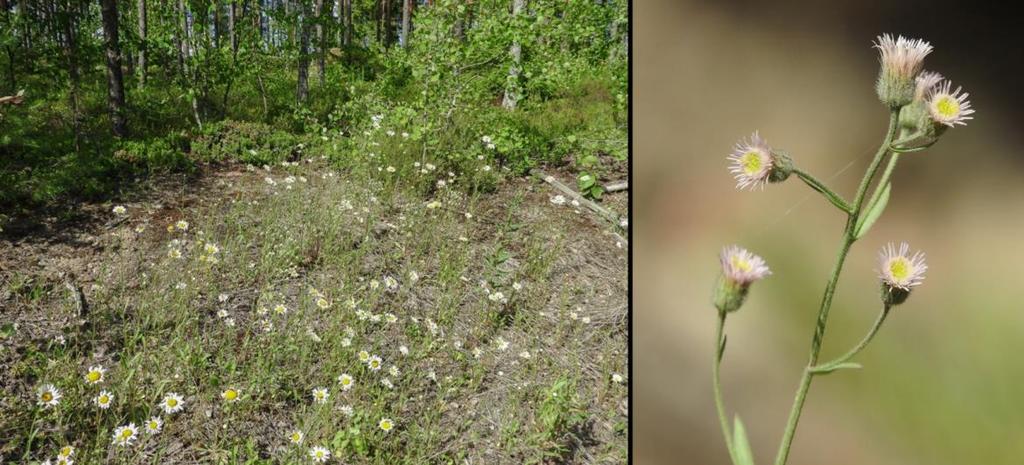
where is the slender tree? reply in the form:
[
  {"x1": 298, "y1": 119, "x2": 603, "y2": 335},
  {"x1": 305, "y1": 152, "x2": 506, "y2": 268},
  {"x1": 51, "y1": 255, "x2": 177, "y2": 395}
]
[
  {"x1": 315, "y1": 0, "x2": 324, "y2": 84},
  {"x1": 100, "y1": 0, "x2": 127, "y2": 137},
  {"x1": 137, "y1": 0, "x2": 147, "y2": 88},
  {"x1": 502, "y1": 0, "x2": 526, "y2": 110},
  {"x1": 297, "y1": 0, "x2": 311, "y2": 102},
  {"x1": 400, "y1": 0, "x2": 411, "y2": 47}
]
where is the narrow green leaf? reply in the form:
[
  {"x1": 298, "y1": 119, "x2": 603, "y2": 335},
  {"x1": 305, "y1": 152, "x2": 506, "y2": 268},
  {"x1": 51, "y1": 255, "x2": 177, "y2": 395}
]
[
  {"x1": 811, "y1": 362, "x2": 863, "y2": 375},
  {"x1": 732, "y1": 416, "x2": 755, "y2": 465},
  {"x1": 855, "y1": 183, "x2": 890, "y2": 239}
]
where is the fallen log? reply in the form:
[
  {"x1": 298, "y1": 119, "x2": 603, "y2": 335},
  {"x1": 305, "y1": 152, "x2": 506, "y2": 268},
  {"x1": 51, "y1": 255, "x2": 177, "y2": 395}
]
[{"x1": 532, "y1": 169, "x2": 628, "y2": 246}]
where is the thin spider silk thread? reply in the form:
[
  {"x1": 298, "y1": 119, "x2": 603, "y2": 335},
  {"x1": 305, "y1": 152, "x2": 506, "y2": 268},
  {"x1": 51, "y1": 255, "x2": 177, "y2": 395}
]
[{"x1": 768, "y1": 144, "x2": 876, "y2": 227}]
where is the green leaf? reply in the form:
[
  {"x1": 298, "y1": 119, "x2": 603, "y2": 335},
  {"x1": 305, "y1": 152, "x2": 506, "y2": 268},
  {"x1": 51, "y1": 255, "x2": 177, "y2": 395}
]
[
  {"x1": 855, "y1": 183, "x2": 890, "y2": 239},
  {"x1": 811, "y1": 362, "x2": 863, "y2": 375},
  {"x1": 732, "y1": 416, "x2": 755, "y2": 465}
]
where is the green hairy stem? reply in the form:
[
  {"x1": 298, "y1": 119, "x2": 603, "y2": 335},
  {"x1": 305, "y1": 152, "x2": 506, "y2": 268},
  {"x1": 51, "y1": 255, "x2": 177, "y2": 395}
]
[{"x1": 771, "y1": 109, "x2": 901, "y2": 465}]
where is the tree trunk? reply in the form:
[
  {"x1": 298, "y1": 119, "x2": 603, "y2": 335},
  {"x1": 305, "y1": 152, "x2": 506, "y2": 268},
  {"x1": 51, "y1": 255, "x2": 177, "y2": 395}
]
[
  {"x1": 137, "y1": 0, "x2": 147, "y2": 88},
  {"x1": 59, "y1": 1, "x2": 81, "y2": 151},
  {"x1": 296, "y1": 2, "x2": 310, "y2": 103},
  {"x1": 341, "y1": 0, "x2": 351, "y2": 47},
  {"x1": 1, "y1": 0, "x2": 15, "y2": 91},
  {"x1": 400, "y1": 0, "x2": 411, "y2": 47},
  {"x1": 315, "y1": 0, "x2": 324, "y2": 84},
  {"x1": 100, "y1": 0, "x2": 127, "y2": 137},
  {"x1": 228, "y1": 1, "x2": 237, "y2": 55},
  {"x1": 501, "y1": 0, "x2": 526, "y2": 110}
]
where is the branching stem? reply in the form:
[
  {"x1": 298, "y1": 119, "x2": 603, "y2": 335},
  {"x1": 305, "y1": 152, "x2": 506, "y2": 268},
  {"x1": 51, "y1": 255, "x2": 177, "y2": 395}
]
[
  {"x1": 772, "y1": 109, "x2": 901, "y2": 465},
  {"x1": 794, "y1": 168, "x2": 853, "y2": 214},
  {"x1": 811, "y1": 304, "x2": 891, "y2": 373}
]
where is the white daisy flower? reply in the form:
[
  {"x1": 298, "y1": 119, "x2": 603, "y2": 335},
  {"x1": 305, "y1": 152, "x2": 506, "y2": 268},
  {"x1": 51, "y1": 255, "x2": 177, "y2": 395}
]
[
  {"x1": 727, "y1": 131, "x2": 773, "y2": 191},
  {"x1": 926, "y1": 80, "x2": 974, "y2": 127},
  {"x1": 58, "y1": 445, "x2": 75, "y2": 459},
  {"x1": 221, "y1": 388, "x2": 240, "y2": 403},
  {"x1": 878, "y1": 242, "x2": 927, "y2": 290},
  {"x1": 378, "y1": 418, "x2": 395, "y2": 432},
  {"x1": 719, "y1": 245, "x2": 771, "y2": 285},
  {"x1": 399, "y1": 345, "x2": 409, "y2": 356},
  {"x1": 144, "y1": 416, "x2": 163, "y2": 435},
  {"x1": 612, "y1": 373, "x2": 625, "y2": 384},
  {"x1": 386, "y1": 166, "x2": 396, "y2": 173},
  {"x1": 288, "y1": 429, "x2": 304, "y2": 445},
  {"x1": 111, "y1": 423, "x2": 138, "y2": 447},
  {"x1": 316, "y1": 297, "x2": 330, "y2": 309},
  {"x1": 519, "y1": 351, "x2": 531, "y2": 359},
  {"x1": 84, "y1": 365, "x2": 106, "y2": 385},
  {"x1": 388, "y1": 365, "x2": 400, "y2": 377},
  {"x1": 312, "y1": 387, "x2": 330, "y2": 404},
  {"x1": 384, "y1": 313, "x2": 398, "y2": 324},
  {"x1": 338, "y1": 374, "x2": 354, "y2": 391},
  {"x1": 37, "y1": 384, "x2": 62, "y2": 408},
  {"x1": 358, "y1": 350, "x2": 371, "y2": 362},
  {"x1": 160, "y1": 392, "x2": 185, "y2": 414},
  {"x1": 340, "y1": 337, "x2": 352, "y2": 347},
  {"x1": 384, "y1": 276, "x2": 398, "y2": 290},
  {"x1": 274, "y1": 304, "x2": 288, "y2": 315},
  {"x1": 309, "y1": 446, "x2": 331, "y2": 463},
  {"x1": 381, "y1": 378, "x2": 394, "y2": 389},
  {"x1": 94, "y1": 390, "x2": 114, "y2": 409},
  {"x1": 472, "y1": 347, "x2": 483, "y2": 358},
  {"x1": 112, "y1": 205, "x2": 127, "y2": 215},
  {"x1": 495, "y1": 337, "x2": 509, "y2": 351},
  {"x1": 367, "y1": 355, "x2": 383, "y2": 371},
  {"x1": 175, "y1": 220, "x2": 189, "y2": 231},
  {"x1": 340, "y1": 404, "x2": 354, "y2": 417},
  {"x1": 408, "y1": 270, "x2": 419, "y2": 282}
]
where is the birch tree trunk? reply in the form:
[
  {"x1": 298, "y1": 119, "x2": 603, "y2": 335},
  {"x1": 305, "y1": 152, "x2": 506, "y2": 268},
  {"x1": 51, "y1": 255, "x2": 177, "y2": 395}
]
[
  {"x1": 400, "y1": 0, "x2": 411, "y2": 47},
  {"x1": 296, "y1": 1, "x2": 311, "y2": 103},
  {"x1": 501, "y1": 0, "x2": 526, "y2": 110}
]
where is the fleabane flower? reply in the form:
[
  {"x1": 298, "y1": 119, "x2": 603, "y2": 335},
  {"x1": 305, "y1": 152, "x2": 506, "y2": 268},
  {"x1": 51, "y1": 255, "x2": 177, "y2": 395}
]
[
  {"x1": 713, "y1": 246, "x2": 771, "y2": 314},
  {"x1": 94, "y1": 390, "x2": 114, "y2": 409},
  {"x1": 221, "y1": 388, "x2": 240, "y2": 403},
  {"x1": 874, "y1": 34, "x2": 933, "y2": 107},
  {"x1": 144, "y1": 416, "x2": 163, "y2": 435},
  {"x1": 914, "y1": 71, "x2": 944, "y2": 102},
  {"x1": 309, "y1": 446, "x2": 331, "y2": 463},
  {"x1": 312, "y1": 387, "x2": 330, "y2": 404},
  {"x1": 58, "y1": 446, "x2": 75, "y2": 460},
  {"x1": 379, "y1": 417, "x2": 395, "y2": 432},
  {"x1": 111, "y1": 423, "x2": 138, "y2": 447},
  {"x1": 160, "y1": 392, "x2": 185, "y2": 414},
  {"x1": 338, "y1": 373, "x2": 354, "y2": 391},
  {"x1": 878, "y1": 242, "x2": 927, "y2": 305},
  {"x1": 37, "y1": 384, "x2": 62, "y2": 408},
  {"x1": 288, "y1": 429, "x2": 304, "y2": 445},
  {"x1": 727, "y1": 132, "x2": 790, "y2": 190},
  {"x1": 367, "y1": 355, "x2": 383, "y2": 371},
  {"x1": 84, "y1": 365, "x2": 106, "y2": 384},
  {"x1": 927, "y1": 80, "x2": 974, "y2": 128}
]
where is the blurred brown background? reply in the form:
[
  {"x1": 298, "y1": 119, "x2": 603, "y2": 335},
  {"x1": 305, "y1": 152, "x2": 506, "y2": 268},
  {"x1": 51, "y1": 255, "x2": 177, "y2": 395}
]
[{"x1": 635, "y1": 1, "x2": 1024, "y2": 464}]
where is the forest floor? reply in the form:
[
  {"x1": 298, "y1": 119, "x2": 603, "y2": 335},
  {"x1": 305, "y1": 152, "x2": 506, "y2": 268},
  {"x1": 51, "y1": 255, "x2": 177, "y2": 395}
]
[{"x1": 0, "y1": 159, "x2": 628, "y2": 464}]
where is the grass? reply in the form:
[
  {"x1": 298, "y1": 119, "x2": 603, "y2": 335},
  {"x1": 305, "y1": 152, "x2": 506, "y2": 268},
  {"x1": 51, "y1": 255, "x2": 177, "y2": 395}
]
[{"x1": 0, "y1": 140, "x2": 627, "y2": 463}]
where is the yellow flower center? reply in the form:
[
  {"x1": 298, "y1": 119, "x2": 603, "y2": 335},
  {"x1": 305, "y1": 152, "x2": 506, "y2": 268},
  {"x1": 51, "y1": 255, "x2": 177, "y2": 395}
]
[
  {"x1": 315, "y1": 451, "x2": 324, "y2": 458},
  {"x1": 741, "y1": 151, "x2": 763, "y2": 176},
  {"x1": 889, "y1": 258, "x2": 911, "y2": 281},
  {"x1": 41, "y1": 392, "x2": 53, "y2": 402},
  {"x1": 87, "y1": 371, "x2": 101, "y2": 382},
  {"x1": 935, "y1": 95, "x2": 959, "y2": 118},
  {"x1": 224, "y1": 389, "x2": 238, "y2": 401},
  {"x1": 381, "y1": 420, "x2": 392, "y2": 430},
  {"x1": 60, "y1": 446, "x2": 72, "y2": 456},
  {"x1": 341, "y1": 378, "x2": 350, "y2": 385},
  {"x1": 291, "y1": 433, "x2": 301, "y2": 442},
  {"x1": 149, "y1": 421, "x2": 158, "y2": 429},
  {"x1": 100, "y1": 395, "x2": 109, "y2": 403},
  {"x1": 120, "y1": 429, "x2": 133, "y2": 440},
  {"x1": 166, "y1": 398, "x2": 177, "y2": 407},
  {"x1": 730, "y1": 256, "x2": 752, "y2": 273}
]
